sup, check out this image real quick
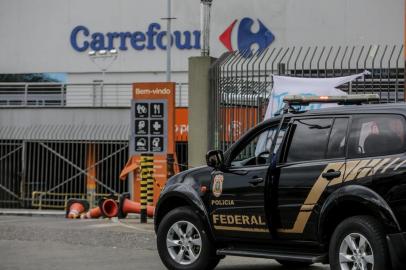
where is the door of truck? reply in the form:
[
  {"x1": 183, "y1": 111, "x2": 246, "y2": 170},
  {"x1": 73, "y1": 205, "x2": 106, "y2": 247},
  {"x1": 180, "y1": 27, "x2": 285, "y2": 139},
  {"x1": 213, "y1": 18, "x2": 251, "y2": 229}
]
[
  {"x1": 208, "y1": 121, "x2": 285, "y2": 241},
  {"x1": 271, "y1": 116, "x2": 349, "y2": 241}
]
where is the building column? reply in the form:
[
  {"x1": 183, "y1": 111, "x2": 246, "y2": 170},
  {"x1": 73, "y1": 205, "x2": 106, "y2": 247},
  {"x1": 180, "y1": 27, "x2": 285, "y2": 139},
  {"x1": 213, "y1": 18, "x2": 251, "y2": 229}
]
[{"x1": 188, "y1": 56, "x2": 216, "y2": 167}]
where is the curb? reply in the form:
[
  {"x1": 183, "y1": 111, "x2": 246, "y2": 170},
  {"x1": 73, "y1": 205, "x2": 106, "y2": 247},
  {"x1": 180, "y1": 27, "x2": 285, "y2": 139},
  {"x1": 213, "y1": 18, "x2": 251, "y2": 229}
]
[
  {"x1": 0, "y1": 210, "x2": 65, "y2": 217},
  {"x1": 0, "y1": 210, "x2": 145, "y2": 219}
]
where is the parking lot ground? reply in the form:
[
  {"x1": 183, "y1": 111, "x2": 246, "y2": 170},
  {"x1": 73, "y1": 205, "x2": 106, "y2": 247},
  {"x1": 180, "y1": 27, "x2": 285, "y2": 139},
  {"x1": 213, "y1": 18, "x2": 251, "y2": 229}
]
[{"x1": 0, "y1": 215, "x2": 330, "y2": 270}]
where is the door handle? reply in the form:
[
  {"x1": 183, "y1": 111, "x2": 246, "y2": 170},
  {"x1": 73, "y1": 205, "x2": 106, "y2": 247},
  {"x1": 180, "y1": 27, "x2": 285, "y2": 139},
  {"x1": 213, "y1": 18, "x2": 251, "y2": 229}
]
[
  {"x1": 249, "y1": 177, "x2": 264, "y2": 186},
  {"x1": 322, "y1": 170, "x2": 341, "y2": 180}
]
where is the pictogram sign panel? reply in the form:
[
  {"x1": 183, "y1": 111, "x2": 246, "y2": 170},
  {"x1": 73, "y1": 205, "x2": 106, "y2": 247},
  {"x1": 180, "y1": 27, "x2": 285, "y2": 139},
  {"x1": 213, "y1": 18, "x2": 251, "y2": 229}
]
[{"x1": 132, "y1": 100, "x2": 167, "y2": 154}]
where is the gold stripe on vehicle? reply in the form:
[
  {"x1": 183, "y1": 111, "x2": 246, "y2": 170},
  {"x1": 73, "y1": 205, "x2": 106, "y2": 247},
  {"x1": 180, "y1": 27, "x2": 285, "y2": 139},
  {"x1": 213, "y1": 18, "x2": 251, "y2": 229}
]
[
  {"x1": 394, "y1": 159, "x2": 406, "y2": 170},
  {"x1": 344, "y1": 159, "x2": 371, "y2": 182},
  {"x1": 279, "y1": 162, "x2": 343, "y2": 234},
  {"x1": 328, "y1": 163, "x2": 346, "y2": 186},
  {"x1": 381, "y1": 157, "x2": 400, "y2": 173},
  {"x1": 367, "y1": 158, "x2": 391, "y2": 176},
  {"x1": 300, "y1": 204, "x2": 314, "y2": 211},
  {"x1": 277, "y1": 211, "x2": 312, "y2": 234},
  {"x1": 303, "y1": 162, "x2": 345, "y2": 205},
  {"x1": 278, "y1": 156, "x2": 402, "y2": 235},
  {"x1": 356, "y1": 159, "x2": 381, "y2": 179},
  {"x1": 214, "y1": 225, "x2": 269, "y2": 233},
  {"x1": 342, "y1": 160, "x2": 361, "y2": 181}
]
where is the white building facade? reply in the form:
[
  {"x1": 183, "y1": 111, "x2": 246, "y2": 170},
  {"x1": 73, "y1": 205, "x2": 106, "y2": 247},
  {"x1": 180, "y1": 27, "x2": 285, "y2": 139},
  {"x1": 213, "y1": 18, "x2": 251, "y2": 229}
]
[{"x1": 0, "y1": 0, "x2": 403, "y2": 85}]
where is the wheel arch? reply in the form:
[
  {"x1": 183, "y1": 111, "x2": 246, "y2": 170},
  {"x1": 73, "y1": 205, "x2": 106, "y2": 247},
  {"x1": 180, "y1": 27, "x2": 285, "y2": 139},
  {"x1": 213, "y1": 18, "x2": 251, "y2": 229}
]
[
  {"x1": 318, "y1": 185, "x2": 401, "y2": 245},
  {"x1": 154, "y1": 186, "x2": 213, "y2": 239}
]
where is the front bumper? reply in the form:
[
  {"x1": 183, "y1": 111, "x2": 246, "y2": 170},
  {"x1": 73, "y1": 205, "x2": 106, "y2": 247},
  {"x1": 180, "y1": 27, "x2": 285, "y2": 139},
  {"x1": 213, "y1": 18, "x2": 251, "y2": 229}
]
[{"x1": 387, "y1": 232, "x2": 406, "y2": 270}]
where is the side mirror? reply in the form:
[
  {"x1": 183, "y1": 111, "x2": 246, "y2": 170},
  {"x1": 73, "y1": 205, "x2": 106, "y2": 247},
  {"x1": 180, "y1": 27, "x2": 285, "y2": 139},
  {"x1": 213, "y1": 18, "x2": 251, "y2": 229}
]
[{"x1": 206, "y1": 150, "x2": 225, "y2": 169}]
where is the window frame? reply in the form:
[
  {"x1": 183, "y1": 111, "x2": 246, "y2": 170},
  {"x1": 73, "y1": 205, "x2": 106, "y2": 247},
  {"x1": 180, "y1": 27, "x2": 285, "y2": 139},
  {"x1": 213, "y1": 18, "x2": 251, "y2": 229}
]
[
  {"x1": 280, "y1": 115, "x2": 351, "y2": 165},
  {"x1": 326, "y1": 117, "x2": 351, "y2": 159},
  {"x1": 346, "y1": 113, "x2": 406, "y2": 159},
  {"x1": 224, "y1": 119, "x2": 288, "y2": 169}
]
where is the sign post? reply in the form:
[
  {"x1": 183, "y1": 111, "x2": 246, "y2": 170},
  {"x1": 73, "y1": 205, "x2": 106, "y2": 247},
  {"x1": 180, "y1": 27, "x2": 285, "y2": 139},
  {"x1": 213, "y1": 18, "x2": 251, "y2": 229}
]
[{"x1": 130, "y1": 82, "x2": 175, "y2": 219}]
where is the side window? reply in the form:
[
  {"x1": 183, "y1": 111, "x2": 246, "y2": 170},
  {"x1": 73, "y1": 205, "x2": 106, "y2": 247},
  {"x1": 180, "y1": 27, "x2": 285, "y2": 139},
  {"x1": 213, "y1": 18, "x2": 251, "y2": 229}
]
[
  {"x1": 348, "y1": 114, "x2": 406, "y2": 158},
  {"x1": 286, "y1": 118, "x2": 332, "y2": 163},
  {"x1": 326, "y1": 118, "x2": 349, "y2": 159},
  {"x1": 230, "y1": 126, "x2": 286, "y2": 167}
]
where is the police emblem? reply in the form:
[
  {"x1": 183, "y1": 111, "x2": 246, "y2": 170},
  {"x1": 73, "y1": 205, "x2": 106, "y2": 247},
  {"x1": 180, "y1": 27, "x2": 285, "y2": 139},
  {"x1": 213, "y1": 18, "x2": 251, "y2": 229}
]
[{"x1": 212, "y1": 174, "x2": 224, "y2": 197}]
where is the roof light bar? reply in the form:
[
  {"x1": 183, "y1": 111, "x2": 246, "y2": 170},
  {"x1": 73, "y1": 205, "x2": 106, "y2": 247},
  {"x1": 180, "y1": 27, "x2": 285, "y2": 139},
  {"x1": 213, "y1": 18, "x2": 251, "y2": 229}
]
[{"x1": 283, "y1": 94, "x2": 380, "y2": 105}]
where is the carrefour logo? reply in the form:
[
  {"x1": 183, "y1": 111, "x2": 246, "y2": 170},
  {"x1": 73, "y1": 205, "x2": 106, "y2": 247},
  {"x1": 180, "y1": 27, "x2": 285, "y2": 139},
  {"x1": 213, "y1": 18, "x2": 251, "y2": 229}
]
[
  {"x1": 219, "y1": 17, "x2": 274, "y2": 57},
  {"x1": 70, "y1": 24, "x2": 201, "y2": 52},
  {"x1": 70, "y1": 18, "x2": 274, "y2": 55}
]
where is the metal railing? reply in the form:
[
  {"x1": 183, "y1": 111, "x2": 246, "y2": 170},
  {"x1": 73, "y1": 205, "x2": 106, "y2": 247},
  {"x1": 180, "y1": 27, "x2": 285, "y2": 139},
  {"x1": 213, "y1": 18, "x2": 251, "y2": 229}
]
[
  {"x1": 0, "y1": 83, "x2": 66, "y2": 106},
  {"x1": 0, "y1": 138, "x2": 129, "y2": 209},
  {"x1": 0, "y1": 82, "x2": 189, "y2": 107},
  {"x1": 31, "y1": 192, "x2": 113, "y2": 210},
  {"x1": 0, "y1": 133, "x2": 191, "y2": 209},
  {"x1": 210, "y1": 45, "x2": 405, "y2": 151}
]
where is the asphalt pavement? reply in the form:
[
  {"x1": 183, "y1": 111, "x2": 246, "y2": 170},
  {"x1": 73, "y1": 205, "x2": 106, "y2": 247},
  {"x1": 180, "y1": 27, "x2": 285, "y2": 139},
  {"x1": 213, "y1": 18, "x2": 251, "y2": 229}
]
[{"x1": 0, "y1": 215, "x2": 330, "y2": 270}]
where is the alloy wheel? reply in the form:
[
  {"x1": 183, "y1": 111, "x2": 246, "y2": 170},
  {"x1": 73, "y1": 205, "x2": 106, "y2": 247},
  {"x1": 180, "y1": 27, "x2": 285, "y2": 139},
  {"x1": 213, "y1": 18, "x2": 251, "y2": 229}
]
[
  {"x1": 166, "y1": 220, "x2": 202, "y2": 265},
  {"x1": 339, "y1": 233, "x2": 374, "y2": 270}
]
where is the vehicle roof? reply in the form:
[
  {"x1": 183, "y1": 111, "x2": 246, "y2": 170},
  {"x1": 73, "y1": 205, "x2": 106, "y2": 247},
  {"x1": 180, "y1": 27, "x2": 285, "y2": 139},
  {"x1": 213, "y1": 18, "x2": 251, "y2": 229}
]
[{"x1": 264, "y1": 103, "x2": 406, "y2": 125}]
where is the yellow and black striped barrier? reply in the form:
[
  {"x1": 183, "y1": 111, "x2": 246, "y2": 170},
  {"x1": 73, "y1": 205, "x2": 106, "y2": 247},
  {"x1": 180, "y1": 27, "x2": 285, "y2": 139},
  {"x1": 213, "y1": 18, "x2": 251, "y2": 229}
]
[
  {"x1": 145, "y1": 155, "x2": 154, "y2": 207},
  {"x1": 140, "y1": 153, "x2": 154, "y2": 223}
]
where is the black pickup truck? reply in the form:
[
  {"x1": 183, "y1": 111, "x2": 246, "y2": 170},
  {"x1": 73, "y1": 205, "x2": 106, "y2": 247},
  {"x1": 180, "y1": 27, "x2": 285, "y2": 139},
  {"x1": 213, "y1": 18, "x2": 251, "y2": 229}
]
[{"x1": 154, "y1": 96, "x2": 406, "y2": 270}]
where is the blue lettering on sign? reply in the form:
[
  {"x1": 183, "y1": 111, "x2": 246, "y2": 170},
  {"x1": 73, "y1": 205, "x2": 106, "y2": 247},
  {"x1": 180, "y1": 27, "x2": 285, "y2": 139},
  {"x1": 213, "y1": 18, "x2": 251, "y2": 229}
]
[
  {"x1": 70, "y1": 23, "x2": 201, "y2": 52},
  {"x1": 70, "y1": 25, "x2": 90, "y2": 52},
  {"x1": 174, "y1": 31, "x2": 192, "y2": 49},
  {"x1": 105, "y1": 32, "x2": 120, "y2": 50},
  {"x1": 130, "y1": 32, "x2": 146, "y2": 50},
  {"x1": 90, "y1": 32, "x2": 105, "y2": 51}
]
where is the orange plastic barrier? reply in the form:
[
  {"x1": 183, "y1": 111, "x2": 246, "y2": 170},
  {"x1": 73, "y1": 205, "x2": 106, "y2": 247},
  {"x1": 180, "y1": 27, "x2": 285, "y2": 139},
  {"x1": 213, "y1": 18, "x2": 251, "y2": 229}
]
[
  {"x1": 100, "y1": 198, "x2": 119, "y2": 218},
  {"x1": 66, "y1": 199, "x2": 89, "y2": 219},
  {"x1": 81, "y1": 206, "x2": 102, "y2": 219},
  {"x1": 118, "y1": 193, "x2": 154, "y2": 219}
]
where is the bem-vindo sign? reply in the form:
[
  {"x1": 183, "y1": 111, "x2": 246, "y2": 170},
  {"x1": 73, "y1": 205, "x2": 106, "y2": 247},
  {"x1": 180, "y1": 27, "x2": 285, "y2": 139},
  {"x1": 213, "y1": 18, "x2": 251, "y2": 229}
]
[{"x1": 130, "y1": 82, "x2": 175, "y2": 204}]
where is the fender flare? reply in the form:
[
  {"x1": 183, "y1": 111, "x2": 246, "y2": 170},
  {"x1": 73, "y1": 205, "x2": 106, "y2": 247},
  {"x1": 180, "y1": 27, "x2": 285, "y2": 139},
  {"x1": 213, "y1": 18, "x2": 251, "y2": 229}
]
[
  {"x1": 154, "y1": 184, "x2": 214, "y2": 238},
  {"x1": 318, "y1": 185, "x2": 401, "y2": 242}
]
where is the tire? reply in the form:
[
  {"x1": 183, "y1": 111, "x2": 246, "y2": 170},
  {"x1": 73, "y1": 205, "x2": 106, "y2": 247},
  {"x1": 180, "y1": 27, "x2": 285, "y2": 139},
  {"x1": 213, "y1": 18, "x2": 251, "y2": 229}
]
[
  {"x1": 276, "y1": 260, "x2": 312, "y2": 268},
  {"x1": 329, "y1": 215, "x2": 389, "y2": 270},
  {"x1": 157, "y1": 206, "x2": 221, "y2": 270}
]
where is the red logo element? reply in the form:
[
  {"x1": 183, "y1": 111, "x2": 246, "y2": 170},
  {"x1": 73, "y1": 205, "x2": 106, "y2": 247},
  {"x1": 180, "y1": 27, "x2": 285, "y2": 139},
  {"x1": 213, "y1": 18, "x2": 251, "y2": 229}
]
[{"x1": 219, "y1": 19, "x2": 237, "y2": 52}]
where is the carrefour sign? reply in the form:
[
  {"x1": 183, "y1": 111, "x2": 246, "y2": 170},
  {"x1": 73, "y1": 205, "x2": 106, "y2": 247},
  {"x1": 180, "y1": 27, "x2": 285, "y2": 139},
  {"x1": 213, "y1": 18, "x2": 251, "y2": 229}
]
[
  {"x1": 219, "y1": 18, "x2": 274, "y2": 57},
  {"x1": 70, "y1": 18, "x2": 275, "y2": 54},
  {"x1": 70, "y1": 24, "x2": 201, "y2": 52}
]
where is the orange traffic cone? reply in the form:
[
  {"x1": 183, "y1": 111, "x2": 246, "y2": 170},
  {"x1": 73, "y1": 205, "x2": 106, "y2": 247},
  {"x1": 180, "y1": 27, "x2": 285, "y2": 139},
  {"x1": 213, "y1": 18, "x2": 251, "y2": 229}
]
[
  {"x1": 100, "y1": 198, "x2": 119, "y2": 218},
  {"x1": 81, "y1": 206, "x2": 103, "y2": 219},
  {"x1": 118, "y1": 193, "x2": 154, "y2": 219},
  {"x1": 66, "y1": 199, "x2": 89, "y2": 219}
]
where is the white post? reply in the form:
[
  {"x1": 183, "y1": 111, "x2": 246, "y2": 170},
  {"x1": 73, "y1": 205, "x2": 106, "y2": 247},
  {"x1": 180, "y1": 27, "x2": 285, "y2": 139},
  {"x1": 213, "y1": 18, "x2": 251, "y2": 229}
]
[
  {"x1": 200, "y1": 0, "x2": 213, "y2": 56},
  {"x1": 166, "y1": 0, "x2": 172, "y2": 82},
  {"x1": 101, "y1": 69, "x2": 106, "y2": 106},
  {"x1": 88, "y1": 49, "x2": 118, "y2": 106}
]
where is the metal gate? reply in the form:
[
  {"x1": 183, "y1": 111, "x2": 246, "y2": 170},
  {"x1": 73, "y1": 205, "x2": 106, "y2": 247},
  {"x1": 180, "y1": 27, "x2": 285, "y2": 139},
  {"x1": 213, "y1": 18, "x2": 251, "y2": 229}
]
[
  {"x1": 0, "y1": 140, "x2": 24, "y2": 208},
  {"x1": 210, "y1": 45, "x2": 405, "y2": 151},
  {"x1": 0, "y1": 125, "x2": 130, "y2": 209},
  {"x1": 28, "y1": 141, "x2": 129, "y2": 209}
]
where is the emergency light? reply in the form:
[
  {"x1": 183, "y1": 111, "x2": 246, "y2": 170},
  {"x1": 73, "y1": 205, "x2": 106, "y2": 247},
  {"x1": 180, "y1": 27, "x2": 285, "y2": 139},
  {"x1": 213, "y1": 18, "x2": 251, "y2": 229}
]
[{"x1": 283, "y1": 94, "x2": 380, "y2": 106}]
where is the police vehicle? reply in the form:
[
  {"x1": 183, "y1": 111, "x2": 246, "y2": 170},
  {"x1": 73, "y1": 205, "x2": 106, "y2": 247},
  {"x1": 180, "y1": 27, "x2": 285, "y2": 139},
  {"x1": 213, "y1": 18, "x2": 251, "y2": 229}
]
[{"x1": 154, "y1": 94, "x2": 406, "y2": 270}]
